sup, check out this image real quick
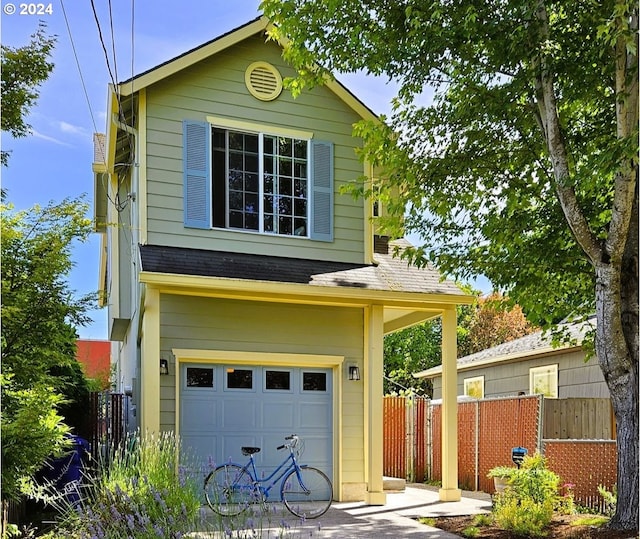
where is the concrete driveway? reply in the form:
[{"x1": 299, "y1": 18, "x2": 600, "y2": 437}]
[{"x1": 195, "y1": 484, "x2": 492, "y2": 538}]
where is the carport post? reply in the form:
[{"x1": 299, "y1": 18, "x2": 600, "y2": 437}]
[
  {"x1": 140, "y1": 286, "x2": 160, "y2": 433},
  {"x1": 439, "y1": 306, "x2": 461, "y2": 501},
  {"x1": 364, "y1": 304, "x2": 386, "y2": 505}
]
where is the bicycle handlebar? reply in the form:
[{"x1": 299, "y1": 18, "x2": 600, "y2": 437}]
[{"x1": 277, "y1": 434, "x2": 299, "y2": 451}]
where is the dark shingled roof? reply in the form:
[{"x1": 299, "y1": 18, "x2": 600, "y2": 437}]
[{"x1": 139, "y1": 239, "x2": 465, "y2": 296}]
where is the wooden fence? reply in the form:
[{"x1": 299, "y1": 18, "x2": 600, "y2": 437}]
[
  {"x1": 383, "y1": 396, "x2": 429, "y2": 482},
  {"x1": 88, "y1": 391, "x2": 128, "y2": 465},
  {"x1": 542, "y1": 398, "x2": 615, "y2": 439},
  {"x1": 383, "y1": 395, "x2": 617, "y2": 511}
]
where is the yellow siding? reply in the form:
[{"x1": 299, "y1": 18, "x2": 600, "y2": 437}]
[
  {"x1": 158, "y1": 294, "x2": 366, "y2": 493},
  {"x1": 144, "y1": 34, "x2": 366, "y2": 263}
]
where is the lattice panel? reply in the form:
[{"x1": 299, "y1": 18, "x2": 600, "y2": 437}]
[
  {"x1": 477, "y1": 396, "x2": 541, "y2": 493},
  {"x1": 544, "y1": 440, "x2": 617, "y2": 512}
]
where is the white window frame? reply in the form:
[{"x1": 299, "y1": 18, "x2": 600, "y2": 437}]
[
  {"x1": 463, "y1": 375, "x2": 485, "y2": 399},
  {"x1": 529, "y1": 364, "x2": 558, "y2": 398}
]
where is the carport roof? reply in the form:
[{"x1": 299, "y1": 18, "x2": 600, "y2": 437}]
[{"x1": 138, "y1": 239, "x2": 465, "y2": 297}]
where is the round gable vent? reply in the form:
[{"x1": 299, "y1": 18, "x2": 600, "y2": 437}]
[{"x1": 245, "y1": 61, "x2": 283, "y2": 101}]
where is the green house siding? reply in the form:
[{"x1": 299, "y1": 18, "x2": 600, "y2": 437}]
[
  {"x1": 157, "y1": 294, "x2": 365, "y2": 435},
  {"x1": 144, "y1": 34, "x2": 366, "y2": 263}
]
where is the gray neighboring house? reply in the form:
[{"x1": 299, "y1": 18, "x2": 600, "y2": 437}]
[{"x1": 415, "y1": 318, "x2": 609, "y2": 400}]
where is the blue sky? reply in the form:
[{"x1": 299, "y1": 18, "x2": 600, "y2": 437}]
[{"x1": 2, "y1": 1, "x2": 486, "y2": 339}]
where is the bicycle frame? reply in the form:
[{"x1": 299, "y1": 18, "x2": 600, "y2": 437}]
[{"x1": 236, "y1": 447, "x2": 307, "y2": 501}]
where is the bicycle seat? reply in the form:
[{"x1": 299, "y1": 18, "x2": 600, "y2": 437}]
[{"x1": 241, "y1": 447, "x2": 261, "y2": 455}]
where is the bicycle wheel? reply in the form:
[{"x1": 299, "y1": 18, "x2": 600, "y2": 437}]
[
  {"x1": 204, "y1": 464, "x2": 255, "y2": 516},
  {"x1": 281, "y1": 466, "x2": 332, "y2": 518}
]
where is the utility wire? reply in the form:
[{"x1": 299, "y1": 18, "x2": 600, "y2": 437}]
[
  {"x1": 107, "y1": 0, "x2": 119, "y2": 85},
  {"x1": 59, "y1": 0, "x2": 100, "y2": 139},
  {"x1": 90, "y1": 0, "x2": 117, "y2": 90}
]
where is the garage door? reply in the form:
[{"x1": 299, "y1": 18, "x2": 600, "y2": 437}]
[{"x1": 180, "y1": 363, "x2": 333, "y2": 486}]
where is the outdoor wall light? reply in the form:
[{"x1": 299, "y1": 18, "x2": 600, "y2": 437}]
[
  {"x1": 160, "y1": 359, "x2": 169, "y2": 375},
  {"x1": 348, "y1": 363, "x2": 361, "y2": 381}
]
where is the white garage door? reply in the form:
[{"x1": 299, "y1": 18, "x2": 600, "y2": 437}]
[{"x1": 180, "y1": 363, "x2": 333, "y2": 486}]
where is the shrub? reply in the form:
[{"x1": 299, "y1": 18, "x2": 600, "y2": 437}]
[
  {"x1": 491, "y1": 452, "x2": 560, "y2": 536},
  {"x1": 48, "y1": 431, "x2": 203, "y2": 538},
  {"x1": 493, "y1": 493, "x2": 554, "y2": 537}
]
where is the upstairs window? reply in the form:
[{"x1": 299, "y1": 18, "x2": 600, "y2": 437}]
[{"x1": 183, "y1": 120, "x2": 333, "y2": 241}]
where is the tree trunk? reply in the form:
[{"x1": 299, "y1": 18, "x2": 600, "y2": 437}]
[
  {"x1": 606, "y1": 179, "x2": 640, "y2": 530},
  {"x1": 596, "y1": 258, "x2": 639, "y2": 530}
]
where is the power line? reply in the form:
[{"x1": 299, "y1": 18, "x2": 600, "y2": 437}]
[
  {"x1": 107, "y1": 0, "x2": 119, "y2": 85},
  {"x1": 59, "y1": 0, "x2": 100, "y2": 138},
  {"x1": 90, "y1": 0, "x2": 117, "y2": 90}
]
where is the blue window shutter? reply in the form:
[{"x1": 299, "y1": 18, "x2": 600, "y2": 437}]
[
  {"x1": 309, "y1": 140, "x2": 334, "y2": 242},
  {"x1": 183, "y1": 120, "x2": 211, "y2": 228}
]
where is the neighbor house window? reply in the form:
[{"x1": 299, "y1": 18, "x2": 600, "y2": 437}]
[
  {"x1": 464, "y1": 376, "x2": 484, "y2": 399},
  {"x1": 529, "y1": 364, "x2": 558, "y2": 398},
  {"x1": 183, "y1": 120, "x2": 334, "y2": 241}
]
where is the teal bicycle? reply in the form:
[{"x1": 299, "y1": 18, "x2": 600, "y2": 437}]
[{"x1": 204, "y1": 434, "x2": 332, "y2": 518}]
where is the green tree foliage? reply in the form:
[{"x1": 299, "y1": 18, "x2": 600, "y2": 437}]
[
  {"x1": 0, "y1": 21, "x2": 56, "y2": 166},
  {"x1": 1, "y1": 198, "x2": 95, "y2": 501},
  {"x1": 384, "y1": 292, "x2": 534, "y2": 395},
  {"x1": 261, "y1": 0, "x2": 638, "y2": 529}
]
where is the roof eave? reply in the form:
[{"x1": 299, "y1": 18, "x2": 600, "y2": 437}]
[
  {"x1": 116, "y1": 16, "x2": 379, "y2": 123},
  {"x1": 139, "y1": 270, "x2": 473, "y2": 308}
]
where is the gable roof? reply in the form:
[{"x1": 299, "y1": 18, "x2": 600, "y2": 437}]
[
  {"x1": 414, "y1": 318, "x2": 595, "y2": 379},
  {"x1": 115, "y1": 16, "x2": 378, "y2": 122},
  {"x1": 139, "y1": 239, "x2": 465, "y2": 297}
]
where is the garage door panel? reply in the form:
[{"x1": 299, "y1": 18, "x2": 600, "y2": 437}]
[
  {"x1": 299, "y1": 401, "x2": 332, "y2": 426},
  {"x1": 222, "y1": 399, "x2": 258, "y2": 429},
  {"x1": 182, "y1": 398, "x2": 218, "y2": 430},
  {"x1": 261, "y1": 402, "x2": 295, "y2": 429}
]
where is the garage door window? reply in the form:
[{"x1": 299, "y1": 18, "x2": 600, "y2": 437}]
[
  {"x1": 265, "y1": 370, "x2": 291, "y2": 391},
  {"x1": 186, "y1": 367, "x2": 214, "y2": 388},
  {"x1": 303, "y1": 372, "x2": 327, "y2": 391},
  {"x1": 226, "y1": 368, "x2": 253, "y2": 390}
]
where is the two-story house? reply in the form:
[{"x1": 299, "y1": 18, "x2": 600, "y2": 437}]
[{"x1": 93, "y1": 15, "x2": 471, "y2": 504}]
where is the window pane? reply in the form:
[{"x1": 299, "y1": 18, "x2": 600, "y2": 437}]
[
  {"x1": 264, "y1": 136, "x2": 275, "y2": 155},
  {"x1": 264, "y1": 156, "x2": 274, "y2": 174},
  {"x1": 227, "y1": 369, "x2": 253, "y2": 389},
  {"x1": 187, "y1": 368, "x2": 214, "y2": 388},
  {"x1": 245, "y1": 134, "x2": 259, "y2": 153},
  {"x1": 294, "y1": 162, "x2": 307, "y2": 178},
  {"x1": 245, "y1": 153, "x2": 259, "y2": 173},
  {"x1": 279, "y1": 137, "x2": 292, "y2": 156},
  {"x1": 303, "y1": 372, "x2": 326, "y2": 391},
  {"x1": 294, "y1": 218, "x2": 306, "y2": 236},
  {"x1": 245, "y1": 174, "x2": 259, "y2": 194},
  {"x1": 266, "y1": 370, "x2": 290, "y2": 390},
  {"x1": 229, "y1": 132, "x2": 243, "y2": 150},
  {"x1": 280, "y1": 177, "x2": 292, "y2": 196},
  {"x1": 229, "y1": 211, "x2": 243, "y2": 228},
  {"x1": 264, "y1": 214, "x2": 274, "y2": 232},
  {"x1": 294, "y1": 199, "x2": 307, "y2": 217},
  {"x1": 280, "y1": 158, "x2": 292, "y2": 178},
  {"x1": 245, "y1": 212, "x2": 259, "y2": 230},
  {"x1": 294, "y1": 179, "x2": 307, "y2": 198},
  {"x1": 229, "y1": 192, "x2": 243, "y2": 211},
  {"x1": 278, "y1": 216, "x2": 292, "y2": 235},
  {"x1": 213, "y1": 128, "x2": 225, "y2": 149},
  {"x1": 279, "y1": 197, "x2": 292, "y2": 216},
  {"x1": 294, "y1": 139, "x2": 306, "y2": 158}
]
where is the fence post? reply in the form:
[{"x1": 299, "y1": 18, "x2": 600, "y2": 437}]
[
  {"x1": 474, "y1": 399, "x2": 479, "y2": 491},
  {"x1": 406, "y1": 395, "x2": 415, "y2": 482}
]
